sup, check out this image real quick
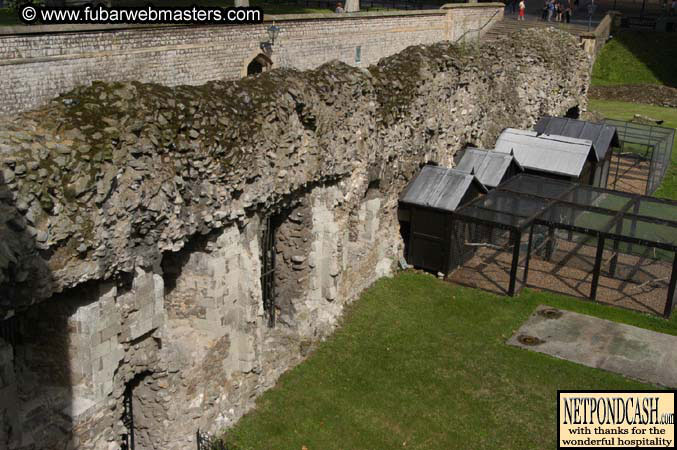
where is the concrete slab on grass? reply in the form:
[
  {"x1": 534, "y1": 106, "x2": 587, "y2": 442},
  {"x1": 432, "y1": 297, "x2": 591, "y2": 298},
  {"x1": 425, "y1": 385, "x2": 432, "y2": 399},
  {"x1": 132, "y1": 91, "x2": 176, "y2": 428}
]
[{"x1": 507, "y1": 305, "x2": 677, "y2": 388}]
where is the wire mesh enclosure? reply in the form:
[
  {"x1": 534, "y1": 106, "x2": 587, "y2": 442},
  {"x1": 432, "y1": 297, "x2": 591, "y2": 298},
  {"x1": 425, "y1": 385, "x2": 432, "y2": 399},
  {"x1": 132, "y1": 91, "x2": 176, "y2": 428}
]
[
  {"x1": 605, "y1": 119, "x2": 675, "y2": 196},
  {"x1": 447, "y1": 174, "x2": 677, "y2": 317},
  {"x1": 448, "y1": 220, "x2": 525, "y2": 297}
]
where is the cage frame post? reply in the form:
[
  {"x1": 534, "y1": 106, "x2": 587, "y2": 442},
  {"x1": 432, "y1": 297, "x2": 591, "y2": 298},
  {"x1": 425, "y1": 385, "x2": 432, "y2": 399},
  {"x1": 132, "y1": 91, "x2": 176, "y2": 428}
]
[
  {"x1": 590, "y1": 234, "x2": 606, "y2": 301},
  {"x1": 522, "y1": 224, "x2": 535, "y2": 285},
  {"x1": 609, "y1": 220, "x2": 623, "y2": 278},
  {"x1": 663, "y1": 252, "x2": 677, "y2": 318},
  {"x1": 508, "y1": 229, "x2": 522, "y2": 297},
  {"x1": 545, "y1": 225, "x2": 555, "y2": 261}
]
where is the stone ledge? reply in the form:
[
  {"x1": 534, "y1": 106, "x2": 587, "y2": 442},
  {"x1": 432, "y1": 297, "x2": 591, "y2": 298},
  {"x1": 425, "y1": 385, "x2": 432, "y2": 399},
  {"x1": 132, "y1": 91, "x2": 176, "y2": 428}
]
[{"x1": 440, "y1": 2, "x2": 506, "y2": 9}]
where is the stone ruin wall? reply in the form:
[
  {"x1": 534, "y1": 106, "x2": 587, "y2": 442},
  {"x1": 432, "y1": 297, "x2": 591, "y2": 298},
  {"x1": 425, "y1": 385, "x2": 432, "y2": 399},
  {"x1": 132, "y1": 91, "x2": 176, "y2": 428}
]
[
  {"x1": 0, "y1": 4, "x2": 504, "y2": 116},
  {"x1": 0, "y1": 28, "x2": 589, "y2": 449}
]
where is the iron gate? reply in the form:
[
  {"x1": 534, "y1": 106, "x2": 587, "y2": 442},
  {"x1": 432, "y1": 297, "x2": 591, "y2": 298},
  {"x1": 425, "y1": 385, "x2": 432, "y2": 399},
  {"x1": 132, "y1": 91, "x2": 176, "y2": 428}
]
[
  {"x1": 120, "y1": 385, "x2": 134, "y2": 450},
  {"x1": 196, "y1": 429, "x2": 229, "y2": 450},
  {"x1": 261, "y1": 215, "x2": 276, "y2": 328}
]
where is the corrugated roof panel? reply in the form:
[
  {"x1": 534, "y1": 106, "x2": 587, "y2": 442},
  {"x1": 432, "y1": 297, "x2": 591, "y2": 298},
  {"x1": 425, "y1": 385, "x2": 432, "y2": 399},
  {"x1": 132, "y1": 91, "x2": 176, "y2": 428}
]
[
  {"x1": 534, "y1": 116, "x2": 620, "y2": 161},
  {"x1": 494, "y1": 128, "x2": 594, "y2": 178},
  {"x1": 400, "y1": 165, "x2": 486, "y2": 211},
  {"x1": 456, "y1": 148, "x2": 517, "y2": 188}
]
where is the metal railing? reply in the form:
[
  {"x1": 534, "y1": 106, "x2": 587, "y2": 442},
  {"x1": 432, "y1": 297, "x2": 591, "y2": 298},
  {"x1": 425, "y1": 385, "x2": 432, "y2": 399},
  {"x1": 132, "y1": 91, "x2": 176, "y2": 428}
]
[{"x1": 454, "y1": 8, "x2": 502, "y2": 44}]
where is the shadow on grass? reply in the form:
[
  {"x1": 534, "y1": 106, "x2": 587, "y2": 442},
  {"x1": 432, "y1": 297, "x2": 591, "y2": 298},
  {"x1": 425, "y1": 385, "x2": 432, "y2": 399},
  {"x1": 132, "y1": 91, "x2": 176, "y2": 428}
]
[{"x1": 593, "y1": 31, "x2": 677, "y2": 88}]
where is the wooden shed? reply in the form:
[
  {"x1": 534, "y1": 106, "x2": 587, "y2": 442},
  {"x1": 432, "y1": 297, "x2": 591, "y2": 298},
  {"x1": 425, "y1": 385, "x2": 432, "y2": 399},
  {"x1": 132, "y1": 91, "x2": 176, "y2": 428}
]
[
  {"x1": 534, "y1": 116, "x2": 619, "y2": 188},
  {"x1": 494, "y1": 128, "x2": 604, "y2": 187},
  {"x1": 398, "y1": 165, "x2": 488, "y2": 273},
  {"x1": 455, "y1": 148, "x2": 523, "y2": 189}
]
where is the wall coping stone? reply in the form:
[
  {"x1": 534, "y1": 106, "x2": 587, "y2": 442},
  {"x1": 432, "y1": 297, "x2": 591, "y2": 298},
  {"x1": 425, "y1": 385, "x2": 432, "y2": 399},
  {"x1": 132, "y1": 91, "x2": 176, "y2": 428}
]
[
  {"x1": 440, "y1": 3, "x2": 505, "y2": 8},
  {"x1": 0, "y1": 7, "x2": 470, "y2": 36},
  {"x1": 0, "y1": 5, "x2": 503, "y2": 36}
]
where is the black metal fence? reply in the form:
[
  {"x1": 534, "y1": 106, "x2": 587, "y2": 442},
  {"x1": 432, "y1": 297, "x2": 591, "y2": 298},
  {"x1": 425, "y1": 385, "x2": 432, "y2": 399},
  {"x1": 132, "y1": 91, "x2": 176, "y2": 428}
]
[
  {"x1": 446, "y1": 174, "x2": 677, "y2": 318},
  {"x1": 448, "y1": 219, "x2": 523, "y2": 296}
]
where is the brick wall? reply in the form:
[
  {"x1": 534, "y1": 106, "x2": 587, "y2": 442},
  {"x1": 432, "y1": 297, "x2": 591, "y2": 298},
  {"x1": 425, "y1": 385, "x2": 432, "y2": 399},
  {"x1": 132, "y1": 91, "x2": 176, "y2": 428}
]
[{"x1": 0, "y1": 5, "x2": 503, "y2": 116}]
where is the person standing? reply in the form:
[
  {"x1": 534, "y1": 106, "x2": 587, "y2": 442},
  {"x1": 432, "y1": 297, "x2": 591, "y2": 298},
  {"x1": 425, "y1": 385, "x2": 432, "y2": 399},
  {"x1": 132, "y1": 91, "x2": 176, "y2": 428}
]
[
  {"x1": 519, "y1": 0, "x2": 526, "y2": 20},
  {"x1": 542, "y1": 0, "x2": 549, "y2": 19},
  {"x1": 547, "y1": 0, "x2": 555, "y2": 21},
  {"x1": 565, "y1": 0, "x2": 572, "y2": 22},
  {"x1": 556, "y1": 0, "x2": 563, "y2": 21}
]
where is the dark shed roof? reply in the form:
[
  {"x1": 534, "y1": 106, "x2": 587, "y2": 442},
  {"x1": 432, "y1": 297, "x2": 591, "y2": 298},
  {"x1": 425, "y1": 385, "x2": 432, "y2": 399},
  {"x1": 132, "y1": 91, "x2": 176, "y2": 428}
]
[
  {"x1": 534, "y1": 116, "x2": 620, "y2": 161},
  {"x1": 400, "y1": 166, "x2": 488, "y2": 212},
  {"x1": 494, "y1": 128, "x2": 595, "y2": 177},
  {"x1": 455, "y1": 148, "x2": 523, "y2": 188}
]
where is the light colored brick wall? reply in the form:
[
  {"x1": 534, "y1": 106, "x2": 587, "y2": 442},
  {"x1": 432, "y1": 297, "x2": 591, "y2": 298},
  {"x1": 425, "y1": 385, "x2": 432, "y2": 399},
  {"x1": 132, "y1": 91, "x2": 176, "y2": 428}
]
[{"x1": 0, "y1": 5, "x2": 503, "y2": 116}]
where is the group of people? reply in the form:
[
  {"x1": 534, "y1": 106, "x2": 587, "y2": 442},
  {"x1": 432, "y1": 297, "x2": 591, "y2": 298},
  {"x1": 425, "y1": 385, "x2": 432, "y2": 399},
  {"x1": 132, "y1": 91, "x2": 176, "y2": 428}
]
[
  {"x1": 509, "y1": 0, "x2": 575, "y2": 23},
  {"x1": 541, "y1": 0, "x2": 575, "y2": 22}
]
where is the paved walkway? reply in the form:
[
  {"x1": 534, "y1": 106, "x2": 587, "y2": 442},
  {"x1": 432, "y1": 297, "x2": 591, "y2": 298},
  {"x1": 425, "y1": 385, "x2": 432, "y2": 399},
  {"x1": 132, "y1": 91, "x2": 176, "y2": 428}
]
[{"x1": 508, "y1": 305, "x2": 677, "y2": 387}]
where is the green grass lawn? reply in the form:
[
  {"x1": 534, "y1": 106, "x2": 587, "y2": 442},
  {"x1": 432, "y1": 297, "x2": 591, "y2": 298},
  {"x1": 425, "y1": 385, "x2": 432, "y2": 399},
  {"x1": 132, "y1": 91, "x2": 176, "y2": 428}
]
[
  {"x1": 591, "y1": 32, "x2": 677, "y2": 87},
  {"x1": 225, "y1": 272, "x2": 676, "y2": 449},
  {"x1": 589, "y1": 99, "x2": 677, "y2": 200},
  {"x1": 0, "y1": 8, "x2": 18, "y2": 25}
]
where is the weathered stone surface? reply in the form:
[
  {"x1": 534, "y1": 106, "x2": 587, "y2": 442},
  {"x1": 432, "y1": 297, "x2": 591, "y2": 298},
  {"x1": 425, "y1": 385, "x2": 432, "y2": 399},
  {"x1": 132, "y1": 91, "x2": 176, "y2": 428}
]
[
  {"x1": 0, "y1": 28, "x2": 589, "y2": 318},
  {"x1": 0, "y1": 6, "x2": 504, "y2": 116},
  {"x1": 0, "y1": 28, "x2": 590, "y2": 450}
]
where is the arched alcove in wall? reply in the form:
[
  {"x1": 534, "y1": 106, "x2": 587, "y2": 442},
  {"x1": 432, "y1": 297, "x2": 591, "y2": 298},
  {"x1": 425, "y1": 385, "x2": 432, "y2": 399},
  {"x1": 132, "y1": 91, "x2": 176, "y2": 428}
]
[{"x1": 243, "y1": 53, "x2": 273, "y2": 77}]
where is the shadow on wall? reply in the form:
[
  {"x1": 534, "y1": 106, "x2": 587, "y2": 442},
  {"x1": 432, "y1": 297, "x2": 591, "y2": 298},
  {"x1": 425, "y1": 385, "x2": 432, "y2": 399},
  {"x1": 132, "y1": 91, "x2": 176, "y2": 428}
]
[{"x1": 0, "y1": 170, "x2": 77, "y2": 449}]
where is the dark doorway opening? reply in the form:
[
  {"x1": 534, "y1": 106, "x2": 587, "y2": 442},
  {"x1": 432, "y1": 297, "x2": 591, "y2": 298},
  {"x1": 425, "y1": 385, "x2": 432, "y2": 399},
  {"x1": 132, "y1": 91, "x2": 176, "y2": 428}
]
[
  {"x1": 121, "y1": 381, "x2": 135, "y2": 450},
  {"x1": 247, "y1": 59, "x2": 264, "y2": 76},
  {"x1": 121, "y1": 371, "x2": 153, "y2": 450},
  {"x1": 565, "y1": 105, "x2": 581, "y2": 119},
  {"x1": 0, "y1": 316, "x2": 21, "y2": 350},
  {"x1": 246, "y1": 53, "x2": 273, "y2": 77}
]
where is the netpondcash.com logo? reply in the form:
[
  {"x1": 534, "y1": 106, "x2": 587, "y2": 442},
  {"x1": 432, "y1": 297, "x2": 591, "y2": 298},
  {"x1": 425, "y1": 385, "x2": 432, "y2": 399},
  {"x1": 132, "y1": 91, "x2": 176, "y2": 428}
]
[{"x1": 558, "y1": 390, "x2": 676, "y2": 448}]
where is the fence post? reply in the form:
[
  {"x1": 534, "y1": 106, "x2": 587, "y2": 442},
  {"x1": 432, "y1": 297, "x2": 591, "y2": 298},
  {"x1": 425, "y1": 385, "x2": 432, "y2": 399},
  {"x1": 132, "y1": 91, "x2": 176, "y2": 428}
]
[
  {"x1": 663, "y1": 252, "x2": 677, "y2": 318},
  {"x1": 522, "y1": 225, "x2": 534, "y2": 284},
  {"x1": 590, "y1": 234, "x2": 606, "y2": 301},
  {"x1": 508, "y1": 229, "x2": 521, "y2": 297}
]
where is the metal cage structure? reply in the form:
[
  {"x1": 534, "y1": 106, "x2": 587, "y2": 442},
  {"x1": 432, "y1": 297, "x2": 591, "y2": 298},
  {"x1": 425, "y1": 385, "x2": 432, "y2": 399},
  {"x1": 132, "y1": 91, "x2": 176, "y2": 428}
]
[
  {"x1": 447, "y1": 174, "x2": 677, "y2": 317},
  {"x1": 196, "y1": 429, "x2": 229, "y2": 450},
  {"x1": 260, "y1": 215, "x2": 276, "y2": 328},
  {"x1": 605, "y1": 119, "x2": 675, "y2": 196}
]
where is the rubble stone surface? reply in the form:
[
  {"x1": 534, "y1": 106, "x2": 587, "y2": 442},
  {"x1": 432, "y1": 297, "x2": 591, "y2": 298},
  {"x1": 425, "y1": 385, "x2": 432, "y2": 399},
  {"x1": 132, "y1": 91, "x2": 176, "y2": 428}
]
[{"x1": 0, "y1": 28, "x2": 589, "y2": 449}]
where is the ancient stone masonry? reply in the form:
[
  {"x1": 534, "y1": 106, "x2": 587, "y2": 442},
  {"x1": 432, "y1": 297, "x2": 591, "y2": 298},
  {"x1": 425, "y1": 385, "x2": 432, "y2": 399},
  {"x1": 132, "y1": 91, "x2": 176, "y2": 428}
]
[
  {"x1": 0, "y1": 5, "x2": 504, "y2": 116},
  {"x1": 0, "y1": 28, "x2": 589, "y2": 449}
]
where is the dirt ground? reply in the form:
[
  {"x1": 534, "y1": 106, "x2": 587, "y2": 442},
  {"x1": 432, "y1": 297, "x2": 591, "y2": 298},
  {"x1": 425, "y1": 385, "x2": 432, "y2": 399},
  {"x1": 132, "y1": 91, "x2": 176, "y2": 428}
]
[
  {"x1": 607, "y1": 153, "x2": 650, "y2": 195},
  {"x1": 448, "y1": 240, "x2": 673, "y2": 316}
]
